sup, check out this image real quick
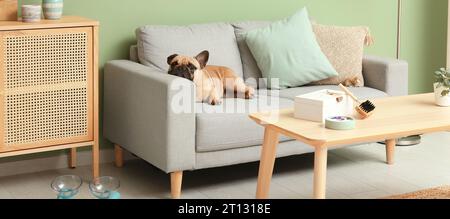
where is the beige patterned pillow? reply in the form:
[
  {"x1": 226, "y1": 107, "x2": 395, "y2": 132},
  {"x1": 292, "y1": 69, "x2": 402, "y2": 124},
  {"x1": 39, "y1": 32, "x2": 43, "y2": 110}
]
[{"x1": 310, "y1": 24, "x2": 373, "y2": 87}]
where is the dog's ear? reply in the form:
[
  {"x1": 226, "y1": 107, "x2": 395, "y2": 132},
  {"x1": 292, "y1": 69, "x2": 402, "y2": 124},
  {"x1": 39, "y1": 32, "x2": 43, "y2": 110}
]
[
  {"x1": 195, "y1": 50, "x2": 209, "y2": 69},
  {"x1": 167, "y1": 54, "x2": 178, "y2": 65}
]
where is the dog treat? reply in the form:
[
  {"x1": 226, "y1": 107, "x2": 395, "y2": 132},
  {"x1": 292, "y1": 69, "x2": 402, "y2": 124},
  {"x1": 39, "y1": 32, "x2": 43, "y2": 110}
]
[{"x1": 327, "y1": 90, "x2": 344, "y2": 103}]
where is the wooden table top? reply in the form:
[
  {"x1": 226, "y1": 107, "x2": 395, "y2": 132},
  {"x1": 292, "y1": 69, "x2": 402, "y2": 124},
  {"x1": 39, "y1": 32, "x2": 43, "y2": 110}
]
[{"x1": 249, "y1": 93, "x2": 450, "y2": 147}]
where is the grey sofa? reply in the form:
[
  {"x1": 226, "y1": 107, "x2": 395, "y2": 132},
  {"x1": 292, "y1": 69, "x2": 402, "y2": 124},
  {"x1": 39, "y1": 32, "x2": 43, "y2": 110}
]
[{"x1": 103, "y1": 21, "x2": 408, "y2": 198}]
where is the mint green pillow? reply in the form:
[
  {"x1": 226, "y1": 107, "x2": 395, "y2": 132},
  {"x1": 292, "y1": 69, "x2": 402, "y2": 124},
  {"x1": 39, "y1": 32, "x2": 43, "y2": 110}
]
[{"x1": 244, "y1": 8, "x2": 338, "y2": 89}]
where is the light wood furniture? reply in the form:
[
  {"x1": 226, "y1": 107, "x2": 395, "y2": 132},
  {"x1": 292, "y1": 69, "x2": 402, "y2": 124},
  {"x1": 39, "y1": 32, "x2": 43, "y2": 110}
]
[
  {"x1": 250, "y1": 93, "x2": 450, "y2": 199},
  {"x1": 0, "y1": 0, "x2": 17, "y2": 21},
  {"x1": 170, "y1": 171, "x2": 183, "y2": 199},
  {"x1": 0, "y1": 16, "x2": 100, "y2": 178},
  {"x1": 114, "y1": 144, "x2": 124, "y2": 168},
  {"x1": 114, "y1": 144, "x2": 183, "y2": 199}
]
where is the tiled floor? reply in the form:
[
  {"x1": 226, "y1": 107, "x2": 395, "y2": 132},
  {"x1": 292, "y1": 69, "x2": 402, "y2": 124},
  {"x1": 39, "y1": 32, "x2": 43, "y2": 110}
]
[{"x1": 1, "y1": 132, "x2": 450, "y2": 199}]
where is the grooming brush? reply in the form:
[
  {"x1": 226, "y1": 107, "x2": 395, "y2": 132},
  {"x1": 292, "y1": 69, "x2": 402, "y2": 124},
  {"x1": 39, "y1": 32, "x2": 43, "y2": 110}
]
[{"x1": 338, "y1": 84, "x2": 376, "y2": 119}]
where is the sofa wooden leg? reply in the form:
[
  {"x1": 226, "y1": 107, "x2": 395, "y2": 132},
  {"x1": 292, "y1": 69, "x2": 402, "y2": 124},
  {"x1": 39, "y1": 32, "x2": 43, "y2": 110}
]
[
  {"x1": 170, "y1": 171, "x2": 183, "y2": 199},
  {"x1": 69, "y1": 148, "x2": 77, "y2": 169},
  {"x1": 114, "y1": 144, "x2": 124, "y2": 168}
]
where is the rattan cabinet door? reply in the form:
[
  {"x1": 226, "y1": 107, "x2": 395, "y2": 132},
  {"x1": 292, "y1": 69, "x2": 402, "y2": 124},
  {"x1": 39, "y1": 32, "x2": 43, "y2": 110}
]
[{"x1": 0, "y1": 27, "x2": 94, "y2": 152}]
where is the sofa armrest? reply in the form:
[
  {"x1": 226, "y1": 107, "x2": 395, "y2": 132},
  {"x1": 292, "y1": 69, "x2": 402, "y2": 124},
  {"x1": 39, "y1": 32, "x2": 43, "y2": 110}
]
[
  {"x1": 362, "y1": 55, "x2": 409, "y2": 96},
  {"x1": 104, "y1": 60, "x2": 196, "y2": 173}
]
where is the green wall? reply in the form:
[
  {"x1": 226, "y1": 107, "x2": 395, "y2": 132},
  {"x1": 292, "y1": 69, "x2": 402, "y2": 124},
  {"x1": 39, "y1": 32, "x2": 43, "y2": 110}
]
[
  {"x1": 21, "y1": 0, "x2": 447, "y2": 93},
  {"x1": 10, "y1": 0, "x2": 448, "y2": 157},
  {"x1": 22, "y1": 0, "x2": 398, "y2": 64},
  {"x1": 402, "y1": 0, "x2": 448, "y2": 94}
]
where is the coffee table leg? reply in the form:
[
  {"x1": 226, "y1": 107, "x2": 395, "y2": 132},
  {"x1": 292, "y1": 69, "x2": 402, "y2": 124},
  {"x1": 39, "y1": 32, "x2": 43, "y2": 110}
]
[
  {"x1": 386, "y1": 139, "x2": 396, "y2": 165},
  {"x1": 256, "y1": 127, "x2": 279, "y2": 199},
  {"x1": 92, "y1": 140, "x2": 100, "y2": 178},
  {"x1": 313, "y1": 146, "x2": 328, "y2": 199}
]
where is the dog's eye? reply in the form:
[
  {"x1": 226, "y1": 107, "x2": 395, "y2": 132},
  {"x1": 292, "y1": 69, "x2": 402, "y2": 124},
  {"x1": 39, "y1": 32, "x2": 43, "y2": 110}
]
[{"x1": 187, "y1": 64, "x2": 197, "y2": 70}]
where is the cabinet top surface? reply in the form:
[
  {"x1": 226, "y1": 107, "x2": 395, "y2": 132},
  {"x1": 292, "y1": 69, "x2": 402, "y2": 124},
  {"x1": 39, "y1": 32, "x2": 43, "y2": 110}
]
[{"x1": 0, "y1": 16, "x2": 99, "y2": 31}]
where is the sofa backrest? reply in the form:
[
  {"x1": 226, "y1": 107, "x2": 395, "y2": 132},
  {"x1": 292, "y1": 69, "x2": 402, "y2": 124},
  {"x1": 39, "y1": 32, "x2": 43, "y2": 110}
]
[
  {"x1": 130, "y1": 45, "x2": 139, "y2": 63},
  {"x1": 232, "y1": 21, "x2": 270, "y2": 88},
  {"x1": 136, "y1": 23, "x2": 244, "y2": 77},
  {"x1": 133, "y1": 21, "x2": 277, "y2": 85}
]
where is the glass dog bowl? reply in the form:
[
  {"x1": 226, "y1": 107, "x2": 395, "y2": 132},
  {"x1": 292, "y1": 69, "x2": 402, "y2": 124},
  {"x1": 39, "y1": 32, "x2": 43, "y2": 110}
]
[
  {"x1": 89, "y1": 176, "x2": 121, "y2": 199},
  {"x1": 51, "y1": 175, "x2": 83, "y2": 199}
]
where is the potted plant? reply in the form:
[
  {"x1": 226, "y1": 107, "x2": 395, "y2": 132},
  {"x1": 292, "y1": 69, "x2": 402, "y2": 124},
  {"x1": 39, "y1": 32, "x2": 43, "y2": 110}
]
[{"x1": 434, "y1": 68, "x2": 450, "y2": 106}]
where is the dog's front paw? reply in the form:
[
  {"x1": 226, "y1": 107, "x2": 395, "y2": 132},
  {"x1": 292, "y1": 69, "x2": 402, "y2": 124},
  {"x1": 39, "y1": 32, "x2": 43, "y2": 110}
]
[
  {"x1": 209, "y1": 98, "x2": 223, "y2": 105},
  {"x1": 245, "y1": 87, "x2": 256, "y2": 99}
]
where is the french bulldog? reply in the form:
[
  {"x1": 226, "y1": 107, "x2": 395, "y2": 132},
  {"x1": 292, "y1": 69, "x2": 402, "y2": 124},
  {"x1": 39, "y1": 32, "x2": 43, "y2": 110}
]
[{"x1": 167, "y1": 50, "x2": 255, "y2": 105}]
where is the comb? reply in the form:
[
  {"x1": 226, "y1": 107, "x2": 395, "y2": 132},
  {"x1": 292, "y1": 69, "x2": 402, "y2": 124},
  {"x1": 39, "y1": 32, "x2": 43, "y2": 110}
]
[{"x1": 339, "y1": 84, "x2": 376, "y2": 119}]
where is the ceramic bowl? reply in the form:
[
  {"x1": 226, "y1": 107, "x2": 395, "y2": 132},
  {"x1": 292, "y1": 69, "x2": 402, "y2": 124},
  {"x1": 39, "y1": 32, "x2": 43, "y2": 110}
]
[
  {"x1": 42, "y1": 0, "x2": 64, "y2": 20},
  {"x1": 21, "y1": 4, "x2": 42, "y2": 23}
]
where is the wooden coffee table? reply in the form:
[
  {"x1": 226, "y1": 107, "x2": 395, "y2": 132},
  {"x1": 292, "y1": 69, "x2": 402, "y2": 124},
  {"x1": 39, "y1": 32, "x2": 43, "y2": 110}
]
[{"x1": 249, "y1": 93, "x2": 450, "y2": 199}]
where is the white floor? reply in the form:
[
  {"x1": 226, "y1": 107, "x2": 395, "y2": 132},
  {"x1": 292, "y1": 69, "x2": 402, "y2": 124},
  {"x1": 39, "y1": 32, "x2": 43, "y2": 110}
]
[{"x1": 1, "y1": 132, "x2": 450, "y2": 199}]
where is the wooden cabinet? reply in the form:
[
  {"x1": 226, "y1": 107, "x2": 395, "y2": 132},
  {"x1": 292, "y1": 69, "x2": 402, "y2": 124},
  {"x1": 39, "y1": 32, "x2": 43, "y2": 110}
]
[
  {"x1": 0, "y1": 0, "x2": 18, "y2": 21},
  {"x1": 0, "y1": 16, "x2": 99, "y2": 177}
]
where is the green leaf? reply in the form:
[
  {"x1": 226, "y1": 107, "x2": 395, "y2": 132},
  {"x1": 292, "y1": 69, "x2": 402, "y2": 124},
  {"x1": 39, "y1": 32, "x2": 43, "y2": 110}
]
[
  {"x1": 434, "y1": 68, "x2": 450, "y2": 83},
  {"x1": 445, "y1": 79, "x2": 450, "y2": 87}
]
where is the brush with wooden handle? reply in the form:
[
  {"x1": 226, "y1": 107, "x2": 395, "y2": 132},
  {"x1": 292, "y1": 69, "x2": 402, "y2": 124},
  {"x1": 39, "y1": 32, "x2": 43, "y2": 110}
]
[{"x1": 339, "y1": 84, "x2": 376, "y2": 119}]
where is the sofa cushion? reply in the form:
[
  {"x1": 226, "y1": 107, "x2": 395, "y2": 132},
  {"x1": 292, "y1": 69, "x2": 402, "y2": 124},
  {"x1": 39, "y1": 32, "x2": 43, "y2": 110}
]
[
  {"x1": 310, "y1": 24, "x2": 373, "y2": 87},
  {"x1": 277, "y1": 85, "x2": 388, "y2": 101},
  {"x1": 196, "y1": 94, "x2": 294, "y2": 152},
  {"x1": 195, "y1": 140, "x2": 315, "y2": 170},
  {"x1": 244, "y1": 8, "x2": 338, "y2": 89},
  {"x1": 233, "y1": 21, "x2": 270, "y2": 88},
  {"x1": 136, "y1": 23, "x2": 244, "y2": 77}
]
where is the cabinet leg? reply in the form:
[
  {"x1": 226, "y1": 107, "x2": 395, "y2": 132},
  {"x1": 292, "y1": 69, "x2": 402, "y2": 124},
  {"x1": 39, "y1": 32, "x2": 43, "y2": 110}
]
[
  {"x1": 114, "y1": 144, "x2": 124, "y2": 168},
  {"x1": 92, "y1": 142, "x2": 100, "y2": 178},
  {"x1": 69, "y1": 148, "x2": 77, "y2": 169},
  {"x1": 171, "y1": 171, "x2": 183, "y2": 199}
]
